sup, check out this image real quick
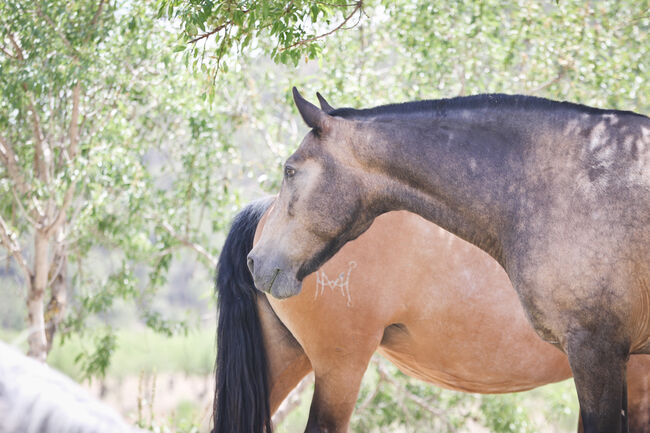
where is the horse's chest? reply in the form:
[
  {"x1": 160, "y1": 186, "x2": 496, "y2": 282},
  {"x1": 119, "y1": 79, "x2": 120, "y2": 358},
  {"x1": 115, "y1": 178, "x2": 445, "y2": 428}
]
[{"x1": 506, "y1": 246, "x2": 650, "y2": 352}]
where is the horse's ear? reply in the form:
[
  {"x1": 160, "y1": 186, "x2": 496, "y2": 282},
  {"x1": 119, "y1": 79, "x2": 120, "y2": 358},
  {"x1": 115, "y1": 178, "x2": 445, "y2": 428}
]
[
  {"x1": 293, "y1": 87, "x2": 331, "y2": 131},
  {"x1": 316, "y1": 92, "x2": 334, "y2": 114}
]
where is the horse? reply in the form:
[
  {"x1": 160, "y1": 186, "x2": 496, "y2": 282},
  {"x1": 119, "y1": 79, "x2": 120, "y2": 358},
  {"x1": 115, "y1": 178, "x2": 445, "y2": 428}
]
[
  {"x1": 0, "y1": 341, "x2": 145, "y2": 433},
  {"x1": 214, "y1": 198, "x2": 650, "y2": 433},
  {"x1": 247, "y1": 90, "x2": 650, "y2": 433}
]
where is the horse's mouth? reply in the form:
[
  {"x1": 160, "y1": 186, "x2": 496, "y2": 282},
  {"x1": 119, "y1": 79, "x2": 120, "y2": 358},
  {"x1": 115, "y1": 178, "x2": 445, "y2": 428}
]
[
  {"x1": 268, "y1": 269, "x2": 303, "y2": 299},
  {"x1": 268, "y1": 268, "x2": 280, "y2": 292}
]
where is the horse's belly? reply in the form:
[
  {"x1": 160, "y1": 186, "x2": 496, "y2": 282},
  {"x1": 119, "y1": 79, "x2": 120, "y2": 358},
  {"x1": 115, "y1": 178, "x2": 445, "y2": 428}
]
[{"x1": 377, "y1": 322, "x2": 572, "y2": 394}]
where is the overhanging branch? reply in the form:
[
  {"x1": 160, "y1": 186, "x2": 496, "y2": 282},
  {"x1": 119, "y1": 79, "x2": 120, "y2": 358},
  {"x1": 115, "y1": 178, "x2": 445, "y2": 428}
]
[
  {"x1": 278, "y1": 1, "x2": 364, "y2": 52},
  {"x1": 187, "y1": 21, "x2": 232, "y2": 45}
]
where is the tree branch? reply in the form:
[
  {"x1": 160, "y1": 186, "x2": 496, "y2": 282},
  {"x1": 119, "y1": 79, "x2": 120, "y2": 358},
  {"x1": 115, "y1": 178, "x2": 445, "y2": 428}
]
[
  {"x1": 46, "y1": 236, "x2": 66, "y2": 288},
  {"x1": 0, "y1": 215, "x2": 32, "y2": 279},
  {"x1": 272, "y1": 374, "x2": 314, "y2": 426},
  {"x1": 0, "y1": 135, "x2": 29, "y2": 195},
  {"x1": 187, "y1": 7, "x2": 254, "y2": 45},
  {"x1": 31, "y1": 196, "x2": 45, "y2": 219},
  {"x1": 88, "y1": 0, "x2": 106, "y2": 31},
  {"x1": 11, "y1": 187, "x2": 39, "y2": 227},
  {"x1": 44, "y1": 183, "x2": 75, "y2": 237},
  {"x1": 279, "y1": 1, "x2": 363, "y2": 52},
  {"x1": 187, "y1": 21, "x2": 231, "y2": 44},
  {"x1": 356, "y1": 370, "x2": 382, "y2": 413},
  {"x1": 22, "y1": 85, "x2": 50, "y2": 183},
  {"x1": 7, "y1": 33, "x2": 24, "y2": 60},
  {"x1": 160, "y1": 221, "x2": 217, "y2": 267},
  {"x1": 529, "y1": 67, "x2": 565, "y2": 94},
  {"x1": 613, "y1": 6, "x2": 650, "y2": 31},
  {"x1": 67, "y1": 83, "x2": 81, "y2": 160},
  {"x1": 35, "y1": 4, "x2": 78, "y2": 58},
  {"x1": 374, "y1": 358, "x2": 453, "y2": 429},
  {"x1": 0, "y1": 44, "x2": 18, "y2": 59}
]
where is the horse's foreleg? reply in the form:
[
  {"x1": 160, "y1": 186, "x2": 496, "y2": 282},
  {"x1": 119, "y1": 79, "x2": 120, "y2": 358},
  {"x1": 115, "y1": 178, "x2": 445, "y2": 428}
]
[
  {"x1": 257, "y1": 295, "x2": 313, "y2": 414},
  {"x1": 571, "y1": 342, "x2": 650, "y2": 433},
  {"x1": 303, "y1": 336, "x2": 381, "y2": 433},
  {"x1": 305, "y1": 364, "x2": 369, "y2": 433},
  {"x1": 567, "y1": 330, "x2": 629, "y2": 433},
  {"x1": 627, "y1": 356, "x2": 650, "y2": 433}
]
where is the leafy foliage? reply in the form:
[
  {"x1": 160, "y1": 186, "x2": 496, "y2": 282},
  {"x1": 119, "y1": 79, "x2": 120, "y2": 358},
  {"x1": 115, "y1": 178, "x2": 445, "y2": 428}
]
[
  {"x1": 159, "y1": 0, "x2": 364, "y2": 74},
  {"x1": 161, "y1": 0, "x2": 648, "y2": 113},
  {"x1": 73, "y1": 328, "x2": 117, "y2": 381}
]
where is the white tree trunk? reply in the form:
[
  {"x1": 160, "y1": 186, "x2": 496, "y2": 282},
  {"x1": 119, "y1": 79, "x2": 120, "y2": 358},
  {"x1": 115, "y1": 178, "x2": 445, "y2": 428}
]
[{"x1": 27, "y1": 231, "x2": 49, "y2": 361}]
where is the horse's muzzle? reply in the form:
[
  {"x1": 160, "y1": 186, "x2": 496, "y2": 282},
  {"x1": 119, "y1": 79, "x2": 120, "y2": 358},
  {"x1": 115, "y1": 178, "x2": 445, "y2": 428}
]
[{"x1": 247, "y1": 251, "x2": 302, "y2": 299}]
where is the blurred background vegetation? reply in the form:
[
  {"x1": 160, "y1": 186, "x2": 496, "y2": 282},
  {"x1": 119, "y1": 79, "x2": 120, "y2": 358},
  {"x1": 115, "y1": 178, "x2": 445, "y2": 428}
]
[{"x1": 0, "y1": 0, "x2": 647, "y2": 431}]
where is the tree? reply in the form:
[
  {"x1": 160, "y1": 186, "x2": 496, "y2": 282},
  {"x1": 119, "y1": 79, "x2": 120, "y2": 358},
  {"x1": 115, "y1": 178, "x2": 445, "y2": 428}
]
[
  {"x1": 0, "y1": 1, "x2": 195, "y2": 363},
  {"x1": 0, "y1": 0, "x2": 288, "y2": 373},
  {"x1": 1, "y1": 0, "x2": 117, "y2": 360}
]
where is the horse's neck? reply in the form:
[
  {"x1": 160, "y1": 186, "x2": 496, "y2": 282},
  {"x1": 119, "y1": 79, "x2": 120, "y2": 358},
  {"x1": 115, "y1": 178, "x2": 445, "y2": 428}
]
[{"x1": 360, "y1": 113, "x2": 531, "y2": 267}]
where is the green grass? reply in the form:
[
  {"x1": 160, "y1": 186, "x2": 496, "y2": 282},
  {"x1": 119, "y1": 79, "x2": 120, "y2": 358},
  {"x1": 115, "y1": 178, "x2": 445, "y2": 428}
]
[
  {"x1": 46, "y1": 325, "x2": 216, "y2": 381},
  {"x1": 0, "y1": 328, "x2": 21, "y2": 344}
]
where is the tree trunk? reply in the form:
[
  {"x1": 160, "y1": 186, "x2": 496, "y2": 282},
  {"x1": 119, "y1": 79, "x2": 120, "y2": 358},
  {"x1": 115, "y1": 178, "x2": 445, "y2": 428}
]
[
  {"x1": 27, "y1": 231, "x2": 49, "y2": 361},
  {"x1": 45, "y1": 249, "x2": 67, "y2": 353}
]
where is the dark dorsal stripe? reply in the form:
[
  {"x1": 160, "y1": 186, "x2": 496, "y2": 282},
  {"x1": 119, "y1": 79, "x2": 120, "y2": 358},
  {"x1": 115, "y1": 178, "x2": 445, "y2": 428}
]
[{"x1": 329, "y1": 93, "x2": 648, "y2": 120}]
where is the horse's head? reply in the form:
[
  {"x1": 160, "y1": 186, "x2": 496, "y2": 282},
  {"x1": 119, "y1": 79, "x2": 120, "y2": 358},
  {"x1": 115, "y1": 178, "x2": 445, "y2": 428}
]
[{"x1": 248, "y1": 89, "x2": 379, "y2": 298}]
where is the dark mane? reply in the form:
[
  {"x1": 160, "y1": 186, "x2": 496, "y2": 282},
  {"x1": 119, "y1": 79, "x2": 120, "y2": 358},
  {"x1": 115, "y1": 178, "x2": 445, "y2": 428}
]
[{"x1": 329, "y1": 93, "x2": 647, "y2": 120}]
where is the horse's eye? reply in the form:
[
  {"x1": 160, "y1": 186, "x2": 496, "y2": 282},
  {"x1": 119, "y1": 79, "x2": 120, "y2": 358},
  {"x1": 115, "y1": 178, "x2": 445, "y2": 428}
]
[{"x1": 284, "y1": 166, "x2": 296, "y2": 178}]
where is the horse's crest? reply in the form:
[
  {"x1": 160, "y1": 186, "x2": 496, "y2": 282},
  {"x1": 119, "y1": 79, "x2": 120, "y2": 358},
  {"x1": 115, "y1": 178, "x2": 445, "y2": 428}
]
[{"x1": 315, "y1": 261, "x2": 357, "y2": 307}]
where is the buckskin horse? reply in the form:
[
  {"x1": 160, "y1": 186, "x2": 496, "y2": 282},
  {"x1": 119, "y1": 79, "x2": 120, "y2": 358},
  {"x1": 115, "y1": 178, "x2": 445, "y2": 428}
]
[
  {"x1": 214, "y1": 199, "x2": 650, "y2": 433},
  {"x1": 247, "y1": 91, "x2": 650, "y2": 433}
]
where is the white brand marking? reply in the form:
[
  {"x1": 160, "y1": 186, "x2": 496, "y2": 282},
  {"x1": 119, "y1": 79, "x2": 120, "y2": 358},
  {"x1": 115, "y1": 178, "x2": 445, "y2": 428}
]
[{"x1": 315, "y1": 261, "x2": 357, "y2": 307}]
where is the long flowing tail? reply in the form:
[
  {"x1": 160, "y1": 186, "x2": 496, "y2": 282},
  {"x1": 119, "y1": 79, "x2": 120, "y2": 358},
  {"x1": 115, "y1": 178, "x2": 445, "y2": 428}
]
[{"x1": 214, "y1": 197, "x2": 274, "y2": 433}]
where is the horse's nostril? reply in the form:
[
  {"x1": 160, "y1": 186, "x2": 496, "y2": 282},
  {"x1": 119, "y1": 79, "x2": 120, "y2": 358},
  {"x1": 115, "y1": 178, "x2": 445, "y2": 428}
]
[{"x1": 246, "y1": 256, "x2": 255, "y2": 275}]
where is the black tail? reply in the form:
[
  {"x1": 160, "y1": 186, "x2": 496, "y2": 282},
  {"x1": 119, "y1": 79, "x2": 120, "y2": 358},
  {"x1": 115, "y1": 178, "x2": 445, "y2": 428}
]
[{"x1": 214, "y1": 197, "x2": 274, "y2": 433}]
